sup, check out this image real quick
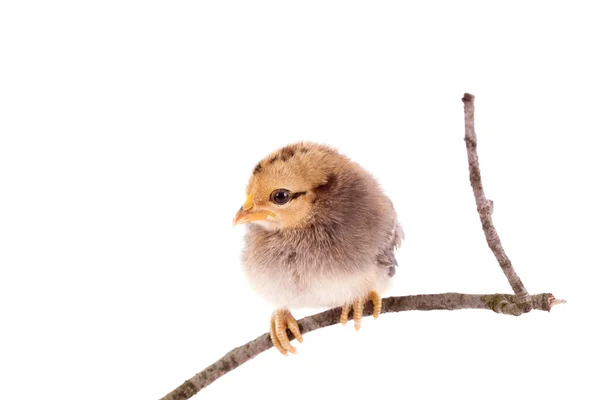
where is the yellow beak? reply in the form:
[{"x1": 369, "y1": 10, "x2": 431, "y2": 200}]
[{"x1": 232, "y1": 194, "x2": 275, "y2": 226}]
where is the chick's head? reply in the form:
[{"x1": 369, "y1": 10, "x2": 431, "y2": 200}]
[{"x1": 233, "y1": 142, "x2": 345, "y2": 231}]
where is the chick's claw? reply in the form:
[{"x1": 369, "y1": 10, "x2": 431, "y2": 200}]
[{"x1": 270, "y1": 309, "x2": 303, "y2": 355}]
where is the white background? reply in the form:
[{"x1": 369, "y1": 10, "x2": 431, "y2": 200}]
[{"x1": 1, "y1": 1, "x2": 599, "y2": 399}]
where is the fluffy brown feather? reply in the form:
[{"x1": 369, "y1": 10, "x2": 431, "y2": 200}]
[{"x1": 239, "y1": 142, "x2": 403, "y2": 309}]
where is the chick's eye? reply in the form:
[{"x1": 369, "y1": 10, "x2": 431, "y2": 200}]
[{"x1": 270, "y1": 189, "x2": 291, "y2": 205}]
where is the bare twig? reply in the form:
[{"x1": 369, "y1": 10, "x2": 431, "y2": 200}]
[
  {"x1": 159, "y1": 94, "x2": 561, "y2": 399},
  {"x1": 160, "y1": 292, "x2": 559, "y2": 400},
  {"x1": 462, "y1": 93, "x2": 531, "y2": 311}
]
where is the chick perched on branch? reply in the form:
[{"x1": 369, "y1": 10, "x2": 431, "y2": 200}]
[{"x1": 233, "y1": 142, "x2": 403, "y2": 355}]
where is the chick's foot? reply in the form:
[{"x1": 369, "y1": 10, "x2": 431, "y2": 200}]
[
  {"x1": 270, "y1": 309, "x2": 303, "y2": 355},
  {"x1": 340, "y1": 291, "x2": 382, "y2": 331}
]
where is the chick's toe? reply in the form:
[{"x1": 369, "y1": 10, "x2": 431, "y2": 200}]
[
  {"x1": 369, "y1": 291, "x2": 382, "y2": 319},
  {"x1": 340, "y1": 303, "x2": 352, "y2": 325},
  {"x1": 353, "y1": 297, "x2": 365, "y2": 331}
]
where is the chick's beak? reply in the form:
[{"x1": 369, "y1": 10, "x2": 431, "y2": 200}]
[{"x1": 232, "y1": 194, "x2": 275, "y2": 226}]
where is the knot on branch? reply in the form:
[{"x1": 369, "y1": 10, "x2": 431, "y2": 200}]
[
  {"x1": 477, "y1": 199, "x2": 494, "y2": 215},
  {"x1": 481, "y1": 294, "x2": 531, "y2": 316},
  {"x1": 515, "y1": 293, "x2": 533, "y2": 313}
]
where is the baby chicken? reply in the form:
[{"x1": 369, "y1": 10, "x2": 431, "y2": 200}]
[{"x1": 233, "y1": 142, "x2": 403, "y2": 355}]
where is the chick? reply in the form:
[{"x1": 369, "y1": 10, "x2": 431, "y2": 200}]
[{"x1": 233, "y1": 142, "x2": 403, "y2": 355}]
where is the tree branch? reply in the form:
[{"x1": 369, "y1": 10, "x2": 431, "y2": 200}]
[
  {"x1": 462, "y1": 93, "x2": 531, "y2": 311},
  {"x1": 161, "y1": 292, "x2": 560, "y2": 400},
  {"x1": 159, "y1": 93, "x2": 562, "y2": 399}
]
